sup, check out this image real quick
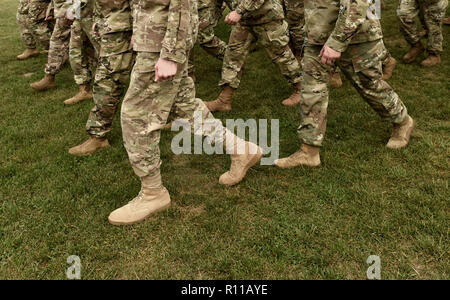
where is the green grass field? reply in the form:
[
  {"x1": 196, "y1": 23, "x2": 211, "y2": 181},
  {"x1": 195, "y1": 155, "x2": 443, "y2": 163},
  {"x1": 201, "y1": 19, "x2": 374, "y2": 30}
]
[{"x1": 0, "y1": 0, "x2": 449, "y2": 280}]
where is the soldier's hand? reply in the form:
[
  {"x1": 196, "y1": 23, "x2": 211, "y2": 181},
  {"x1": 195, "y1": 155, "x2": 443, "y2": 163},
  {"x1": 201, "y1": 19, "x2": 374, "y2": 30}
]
[
  {"x1": 319, "y1": 45, "x2": 341, "y2": 66},
  {"x1": 225, "y1": 11, "x2": 242, "y2": 25},
  {"x1": 155, "y1": 58, "x2": 178, "y2": 82}
]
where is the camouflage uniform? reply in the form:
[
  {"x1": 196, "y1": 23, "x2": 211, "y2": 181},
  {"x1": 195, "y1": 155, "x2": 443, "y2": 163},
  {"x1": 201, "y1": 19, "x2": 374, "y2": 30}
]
[
  {"x1": 69, "y1": 0, "x2": 99, "y2": 86},
  {"x1": 28, "y1": 0, "x2": 53, "y2": 50},
  {"x1": 122, "y1": 0, "x2": 221, "y2": 178},
  {"x1": 282, "y1": 0, "x2": 305, "y2": 57},
  {"x1": 17, "y1": 0, "x2": 37, "y2": 49},
  {"x1": 397, "y1": 0, "x2": 449, "y2": 54},
  {"x1": 44, "y1": 0, "x2": 72, "y2": 75},
  {"x1": 219, "y1": 0, "x2": 302, "y2": 89},
  {"x1": 85, "y1": 0, "x2": 134, "y2": 138},
  {"x1": 188, "y1": 0, "x2": 236, "y2": 74},
  {"x1": 299, "y1": 0, "x2": 408, "y2": 147}
]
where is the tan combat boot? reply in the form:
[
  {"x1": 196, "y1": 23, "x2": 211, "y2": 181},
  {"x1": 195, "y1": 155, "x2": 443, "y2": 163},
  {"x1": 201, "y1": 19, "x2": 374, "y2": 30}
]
[
  {"x1": 330, "y1": 70, "x2": 343, "y2": 89},
  {"x1": 386, "y1": 115, "x2": 415, "y2": 149},
  {"x1": 205, "y1": 86, "x2": 234, "y2": 112},
  {"x1": 444, "y1": 17, "x2": 450, "y2": 25},
  {"x1": 382, "y1": 57, "x2": 397, "y2": 80},
  {"x1": 64, "y1": 84, "x2": 93, "y2": 105},
  {"x1": 108, "y1": 173, "x2": 171, "y2": 226},
  {"x1": 30, "y1": 74, "x2": 56, "y2": 91},
  {"x1": 421, "y1": 54, "x2": 441, "y2": 67},
  {"x1": 68, "y1": 137, "x2": 110, "y2": 156},
  {"x1": 17, "y1": 48, "x2": 40, "y2": 60},
  {"x1": 282, "y1": 82, "x2": 302, "y2": 107},
  {"x1": 274, "y1": 144, "x2": 321, "y2": 169},
  {"x1": 403, "y1": 42, "x2": 424, "y2": 64},
  {"x1": 219, "y1": 130, "x2": 263, "y2": 186}
]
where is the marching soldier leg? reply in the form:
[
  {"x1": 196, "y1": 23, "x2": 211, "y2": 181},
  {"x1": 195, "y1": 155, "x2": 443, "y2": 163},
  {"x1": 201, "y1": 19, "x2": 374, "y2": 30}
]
[
  {"x1": 283, "y1": 0, "x2": 305, "y2": 59},
  {"x1": 28, "y1": 0, "x2": 52, "y2": 50},
  {"x1": 205, "y1": 23, "x2": 253, "y2": 112},
  {"x1": 275, "y1": 44, "x2": 325, "y2": 168},
  {"x1": 17, "y1": 0, "x2": 39, "y2": 60},
  {"x1": 30, "y1": 16, "x2": 71, "y2": 91},
  {"x1": 338, "y1": 40, "x2": 413, "y2": 149},
  {"x1": 421, "y1": 0, "x2": 448, "y2": 66},
  {"x1": 254, "y1": 20, "x2": 303, "y2": 106},
  {"x1": 69, "y1": 32, "x2": 134, "y2": 156},
  {"x1": 65, "y1": 20, "x2": 96, "y2": 105},
  {"x1": 398, "y1": 0, "x2": 425, "y2": 63}
]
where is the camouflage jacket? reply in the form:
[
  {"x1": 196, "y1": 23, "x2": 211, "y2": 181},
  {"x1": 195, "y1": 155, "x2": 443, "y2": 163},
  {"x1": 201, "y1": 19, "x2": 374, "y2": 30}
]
[
  {"x1": 305, "y1": 0, "x2": 383, "y2": 52},
  {"x1": 236, "y1": 0, "x2": 285, "y2": 25},
  {"x1": 93, "y1": 0, "x2": 133, "y2": 35},
  {"x1": 133, "y1": 0, "x2": 199, "y2": 64}
]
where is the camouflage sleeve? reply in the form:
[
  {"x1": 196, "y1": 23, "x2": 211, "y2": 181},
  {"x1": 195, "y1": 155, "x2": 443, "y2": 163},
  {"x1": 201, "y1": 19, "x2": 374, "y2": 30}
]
[
  {"x1": 236, "y1": 0, "x2": 265, "y2": 14},
  {"x1": 325, "y1": 0, "x2": 370, "y2": 52},
  {"x1": 160, "y1": 0, "x2": 190, "y2": 64}
]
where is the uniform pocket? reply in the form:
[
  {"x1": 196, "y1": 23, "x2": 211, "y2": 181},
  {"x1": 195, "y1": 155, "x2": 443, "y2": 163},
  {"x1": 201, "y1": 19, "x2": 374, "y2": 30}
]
[
  {"x1": 351, "y1": 41, "x2": 383, "y2": 75},
  {"x1": 265, "y1": 20, "x2": 290, "y2": 48}
]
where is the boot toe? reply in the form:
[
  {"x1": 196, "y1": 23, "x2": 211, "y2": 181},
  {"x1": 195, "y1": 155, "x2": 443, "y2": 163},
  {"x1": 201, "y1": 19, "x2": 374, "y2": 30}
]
[{"x1": 219, "y1": 172, "x2": 239, "y2": 186}]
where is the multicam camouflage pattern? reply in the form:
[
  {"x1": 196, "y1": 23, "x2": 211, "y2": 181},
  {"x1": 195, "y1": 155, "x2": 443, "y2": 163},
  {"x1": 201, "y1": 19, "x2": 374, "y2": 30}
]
[
  {"x1": 28, "y1": 0, "x2": 53, "y2": 50},
  {"x1": 236, "y1": 0, "x2": 285, "y2": 25},
  {"x1": 397, "y1": 0, "x2": 448, "y2": 54},
  {"x1": 85, "y1": 0, "x2": 134, "y2": 138},
  {"x1": 94, "y1": 0, "x2": 133, "y2": 35},
  {"x1": 122, "y1": 53, "x2": 217, "y2": 178},
  {"x1": 219, "y1": 20, "x2": 302, "y2": 89},
  {"x1": 197, "y1": 0, "x2": 228, "y2": 60},
  {"x1": 188, "y1": 0, "x2": 235, "y2": 74},
  {"x1": 44, "y1": 9, "x2": 71, "y2": 76},
  {"x1": 133, "y1": 0, "x2": 198, "y2": 64},
  {"x1": 69, "y1": 0, "x2": 99, "y2": 86},
  {"x1": 283, "y1": 0, "x2": 305, "y2": 57},
  {"x1": 298, "y1": 40, "x2": 408, "y2": 147},
  {"x1": 122, "y1": 0, "x2": 227, "y2": 178},
  {"x1": 17, "y1": 0, "x2": 37, "y2": 49},
  {"x1": 305, "y1": 0, "x2": 383, "y2": 52}
]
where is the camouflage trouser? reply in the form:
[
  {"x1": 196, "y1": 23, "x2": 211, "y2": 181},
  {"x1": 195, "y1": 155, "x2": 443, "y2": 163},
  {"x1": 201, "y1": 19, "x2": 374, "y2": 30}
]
[
  {"x1": 397, "y1": 0, "x2": 448, "y2": 54},
  {"x1": 69, "y1": 19, "x2": 99, "y2": 85},
  {"x1": 188, "y1": 4, "x2": 228, "y2": 74},
  {"x1": 220, "y1": 20, "x2": 302, "y2": 89},
  {"x1": 122, "y1": 52, "x2": 217, "y2": 178},
  {"x1": 45, "y1": 17, "x2": 71, "y2": 75},
  {"x1": 29, "y1": 0, "x2": 53, "y2": 50},
  {"x1": 86, "y1": 31, "x2": 134, "y2": 138},
  {"x1": 283, "y1": 0, "x2": 305, "y2": 57},
  {"x1": 299, "y1": 40, "x2": 408, "y2": 147},
  {"x1": 17, "y1": 0, "x2": 37, "y2": 49}
]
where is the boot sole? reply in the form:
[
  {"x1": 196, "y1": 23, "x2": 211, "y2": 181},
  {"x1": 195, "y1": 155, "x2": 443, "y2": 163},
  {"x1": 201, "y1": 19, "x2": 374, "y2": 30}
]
[
  {"x1": 68, "y1": 144, "x2": 110, "y2": 156},
  {"x1": 64, "y1": 96, "x2": 93, "y2": 105},
  {"x1": 220, "y1": 147, "x2": 263, "y2": 186},
  {"x1": 17, "y1": 53, "x2": 40, "y2": 60},
  {"x1": 274, "y1": 159, "x2": 321, "y2": 169},
  {"x1": 30, "y1": 84, "x2": 56, "y2": 91},
  {"x1": 108, "y1": 202, "x2": 171, "y2": 226}
]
